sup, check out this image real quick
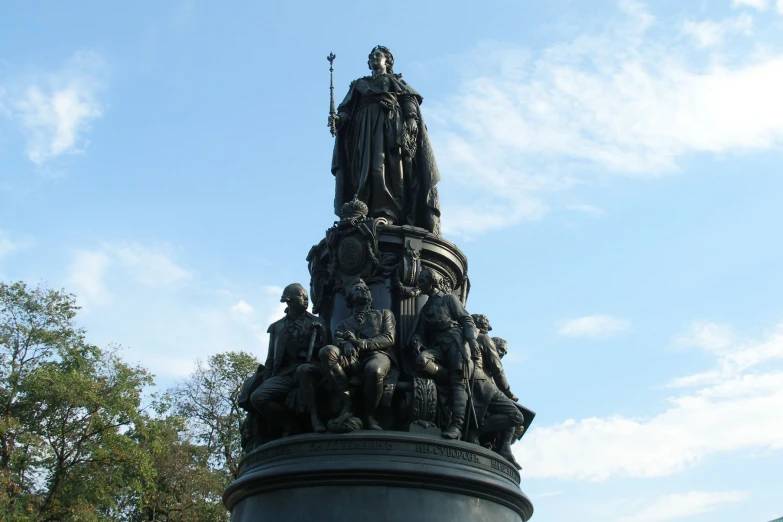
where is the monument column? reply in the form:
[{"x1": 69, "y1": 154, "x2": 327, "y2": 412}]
[{"x1": 225, "y1": 45, "x2": 535, "y2": 522}]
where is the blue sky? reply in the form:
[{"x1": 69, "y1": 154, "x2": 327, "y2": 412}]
[{"x1": 2, "y1": 0, "x2": 783, "y2": 520}]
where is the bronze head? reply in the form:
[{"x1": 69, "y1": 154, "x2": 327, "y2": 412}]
[{"x1": 368, "y1": 45, "x2": 394, "y2": 75}]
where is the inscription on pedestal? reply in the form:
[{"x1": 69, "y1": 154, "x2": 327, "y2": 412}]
[
  {"x1": 415, "y1": 443, "x2": 480, "y2": 463},
  {"x1": 239, "y1": 435, "x2": 519, "y2": 485},
  {"x1": 491, "y1": 457, "x2": 518, "y2": 479},
  {"x1": 241, "y1": 446, "x2": 292, "y2": 471},
  {"x1": 310, "y1": 440, "x2": 394, "y2": 452}
]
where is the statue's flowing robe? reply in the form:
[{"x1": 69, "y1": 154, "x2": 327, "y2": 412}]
[{"x1": 332, "y1": 74, "x2": 441, "y2": 235}]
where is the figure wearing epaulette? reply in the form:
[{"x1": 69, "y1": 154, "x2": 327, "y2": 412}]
[
  {"x1": 319, "y1": 278, "x2": 398, "y2": 431},
  {"x1": 470, "y1": 315, "x2": 523, "y2": 469},
  {"x1": 410, "y1": 267, "x2": 479, "y2": 439},
  {"x1": 250, "y1": 283, "x2": 326, "y2": 435}
]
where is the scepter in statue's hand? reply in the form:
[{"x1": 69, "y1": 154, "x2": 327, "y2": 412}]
[{"x1": 327, "y1": 52, "x2": 337, "y2": 136}]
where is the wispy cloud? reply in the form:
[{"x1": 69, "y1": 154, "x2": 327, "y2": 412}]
[
  {"x1": 620, "y1": 490, "x2": 750, "y2": 522},
  {"x1": 517, "y1": 319, "x2": 783, "y2": 481},
  {"x1": 433, "y1": 1, "x2": 783, "y2": 235},
  {"x1": 558, "y1": 315, "x2": 631, "y2": 339},
  {"x1": 61, "y1": 242, "x2": 286, "y2": 379},
  {"x1": 109, "y1": 243, "x2": 192, "y2": 287},
  {"x1": 732, "y1": 0, "x2": 769, "y2": 10},
  {"x1": 567, "y1": 204, "x2": 606, "y2": 217},
  {"x1": 0, "y1": 230, "x2": 25, "y2": 260},
  {"x1": 668, "y1": 321, "x2": 783, "y2": 387},
  {"x1": 66, "y1": 249, "x2": 113, "y2": 308},
  {"x1": 674, "y1": 321, "x2": 736, "y2": 353},
  {"x1": 3, "y1": 50, "x2": 107, "y2": 166},
  {"x1": 681, "y1": 14, "x2": 753, "y2": 48},
  {"x1": 66, "y1": 242, "x2": 191, "y2": 309}
]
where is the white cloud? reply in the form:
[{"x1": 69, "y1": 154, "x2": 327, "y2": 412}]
[
  {"x1": 567, "y1": 204, "x2": 606, "y2": 217},
  {"x1": 682, "y1": 20, "x2": 724, "y2": 47},
  {"x1": 675, "y1": 321, "x2": 735, "y2": 353},
  {"x1": 558, "y1": 315, "x2": 631, "y2": 339},
  {"x1": 65, "y1": 243, "x2": 191, "y2": 309},
  {"x1": 109, "y1": 242, "x2": 192, "y2": 287},
  {"x1": 778, "y1": 0, "x2": 783, "y2": 14},
  {"x1": 0, "y1": 230, "x2": 21, "y2": 260},
  {"x1": 681, "y1": 14, "x2": 753, "y2": 48},
  {"x1": 620, "y1": 490, "x2": 750, "y2": 522},
  {"x1": 66, "y1": 249, "x2": 112, "y2": 308},
  {"x1": 669, "y1": 321, "x2": 783, "y2": 387},
  {"x1": 60, "y1": 243, "x2": 285, "y2": 380},
  {"x1": 533, "y1": 490, "x2": 563, "y2": 499},
  {"x1": 5, "y1": 51, "x2": 106, "y2": 165},
  {"x1": 732, "y1": 0, "x2": 769, "y2": 10},
  {"x1": 433, "y1": 2, "x2": 783, "y2": 235},
  {"x1": 231, "y1": 300, "x2": 254, "y2": 316},
  {"x1": 516, "y1": 320, "x2": 783, "y2": 481}
]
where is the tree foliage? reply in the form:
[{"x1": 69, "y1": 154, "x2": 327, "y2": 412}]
[
  {"x1": 172, "y1": 351, "x2": 260, "y2": 481},
  {"x1": 0, "y1": 281, "x2": 254, "y2": 521}
]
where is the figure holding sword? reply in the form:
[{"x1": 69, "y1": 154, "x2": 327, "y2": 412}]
[
  {"x1": 409, "y1": 268, "x2": 480, "y2": 440},
  {"x1": 250, "y1": 283, "x2": 327, "y2": 435}
]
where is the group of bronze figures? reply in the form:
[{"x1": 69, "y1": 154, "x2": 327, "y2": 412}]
[
  {"x1": 238, "y1": 272, "x2": 526, "y2": 469},
  {"x1": 237, "y1": 45, "x2": 530, "y2": 471}
]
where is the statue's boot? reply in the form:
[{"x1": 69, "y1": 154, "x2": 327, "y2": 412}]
[
  {"x1": 310, "y1": 413, "x2": 326, "y2": 433},
  {"x1": 363, "y1": 416, "x2": 382, "y2": 430},
  {"x1": 335, "y1": 390, "x2": 354, "y2": 424},
  {"x1": 481, "y1": 413, "x2": 512, "y2": 434},
  {"x1": 442, "y1": 379, "x2": 467, "y2": 440},
  {"x1": 260, "y1": 401, "x2": 298, "y2": 438},
  {"x1": 299, "y1": 371, "x2": 326, "y2": 433},
  {"x1": 421, "y1": 360, "x2": 449, "y2": 384},
  {"x1": 496, "y1": 428, "x2": 522, "y2": 470},
  {"x1": 363, "y1": 365, "x2": 385, "y2": 430},
  {"x1": 320, "y1": 347, "x2": 354, "y2": 423}
]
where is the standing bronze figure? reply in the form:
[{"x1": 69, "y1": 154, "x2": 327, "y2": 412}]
[
  {"x1": 330, "y1": 46, "x2": 441, "y2": 234},
  {"x1": 470, "y1": 315, "x2": 523, "y2": 469},
  {"x1": 410, "y1": 268, "x2": 479, "y2": 439}
]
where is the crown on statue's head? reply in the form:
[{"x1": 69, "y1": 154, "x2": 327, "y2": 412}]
[{"x1": 341, "y1": 195, "x2": 369, "y2": 220}]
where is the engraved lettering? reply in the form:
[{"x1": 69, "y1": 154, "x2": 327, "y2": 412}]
[
  {"x1": 309, "y1": 440, "x2": 394, "y2": 452},
  {"x1": 415, "y1": 443, "x2": 480, "y2": 463},
  {"x1": 491, "y1": 458, "x2": 518, "y2": 478}
]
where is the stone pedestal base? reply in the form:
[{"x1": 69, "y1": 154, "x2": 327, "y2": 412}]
[{"x1": 224, "y1": 432, "x2": 533, "y2": 522}]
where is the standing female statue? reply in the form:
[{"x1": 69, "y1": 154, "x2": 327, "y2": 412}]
[{"x1": 331, "y1": 46, "x2": 441, "y2": 235}]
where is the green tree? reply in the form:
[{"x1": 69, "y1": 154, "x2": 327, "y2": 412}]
[
  {"x1": 0, "y1": 282, "x2": 153, "y2": 521},
  {"x1": 1, "y1": 281, "x2": 254, "y2": 521},
  {"x1": 171, "y1": 351, "x2": 259, "y2": 482},
  {"x1": 129, "y1": 409, "x2": 228, "y2": 522}
]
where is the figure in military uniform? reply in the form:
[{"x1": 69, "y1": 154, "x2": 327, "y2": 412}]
[
  {"x1": 319, "y1": 278, "x2": 397, "y2": 431},
  {"x1": 470, "y1": 315, "x2": 523, "y2": 469},
  {"x1": 250, "y1": 283, "x2": 326, "y2": 435},
  {"x1": 493, "y1": 336, "x2": 528, "y2": 443},
  {"x1": 410, "y1": 267, "x2": 479, "y2": 439}
]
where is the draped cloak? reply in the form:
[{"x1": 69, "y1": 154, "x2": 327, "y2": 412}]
[{"x1": 331, "y1": 74, "x2": 441, "y2": 235}]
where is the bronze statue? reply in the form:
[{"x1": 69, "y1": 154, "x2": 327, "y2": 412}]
[
  {"x1": 410, "y1": 267, "x2": 479, "y2": 439},
  {"x1": 319, "y1": 278, "x2": 397, "y2": 431},
  {"x1": 250, "y1": 284, "x2": 326, "y2": 435},
  {"x1": 470, "y1": 316, "x2": 523, "y2": 469},
  {"x1": 493, "y1": 336, "x2": 527, "y2": 442},
  {"x1": 330, "y1": 45, "x2": 441, "y2": 234}
]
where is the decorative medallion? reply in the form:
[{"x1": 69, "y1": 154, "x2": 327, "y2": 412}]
[{"x1": 337, "y1": 236, "x2": 366, "y2": 274}]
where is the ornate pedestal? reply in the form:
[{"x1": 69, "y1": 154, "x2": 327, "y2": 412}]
[
  {"x1": 224, "y1": 432, "x2": 534, "y2": 522},
  {"x1": 308, "y1": 223, "x2": 469, "y2": 363},
  {"x1": 227, "y1": 47, "x2": 537, "y2": 522}
]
